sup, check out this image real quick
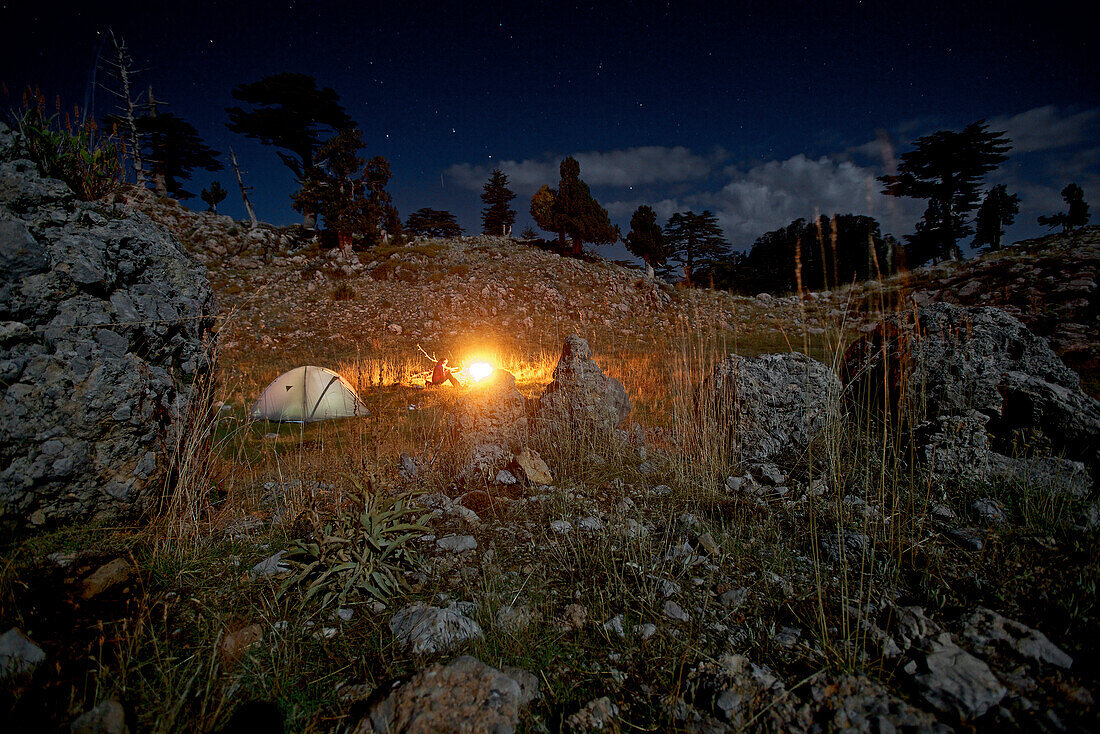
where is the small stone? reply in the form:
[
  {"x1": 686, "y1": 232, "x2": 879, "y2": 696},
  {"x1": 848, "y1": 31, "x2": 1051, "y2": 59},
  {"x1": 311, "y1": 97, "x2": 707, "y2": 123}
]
[
  {"x1": 220, "y1": 624, "x2": 263, "y2": 668},
  {"x1": 651, "y1": 484, "x2": 672, "y2": 496},
  {"x1": 0, "y1": 627, "x2": 46, "y2": 677},
  {"x1": 251, "y1": 550, "x2": 291, "y2": 577},
  {"x1": 635, "y1": 623, "x2": 657, "y2": 640},
  {"x1": 949, "y1": 528, "x2": 986, "y2": 550},
  {"x1": 566, "y1": 696, "x2": 620, "y2": 731},
  {"x1": 550, "y1": 519, "x2": 573, "y2": 535},
  {"x1": 698, "y1": 532, "x2": 720, "y2": 556},
  {"x1": 495, "y1": 605, "x2": 535, "y2": 633},
  {"x1": 389, "y1": 603, "x2": 484, "y2": 655},
  {"x1": 494, "y1": 469, "x2": 518, "y2": 485},
  {"x1": 399, "y1": 452, "x2": 420, "y2": 479},
  {"x1": 70, "y1": 698, "x2": 129, "y2": 734},
  {"x1": 656, "y1": 579, "x2": 680, "y2": 598},
  {"x1": 973, "y1": 498, "x2": 1007, "y2": 525},
  {"x1": 663, "y1": 600, "x2": 690, "y2": 622},
  {"x1": 751, "y1": 463, "x2": 786, "y2": 486},
  {"x1": 576, "y1": 516, "x2": 604, "y2": 532},
  {"x1": 560, "y1": 604, "x2": 588, "y2": 631},
  {"x1": 335, "y1": 608, "x2": 354, "y2": 622},
  {"x1": 437, "y1": 534, "x2": 477, "y2": 552},
  {"x1": 515, "y1": 447, "x2": 553, "y2": 485},
  {"x1": 719, "y1": 588, "x2": 748, "y2": 609},
  {"x1": 603, "y1": 615, "x2": 626, "y2": 638},
  {"x1": 81, "y1": 558, "x2": 135, "y2": 600}
]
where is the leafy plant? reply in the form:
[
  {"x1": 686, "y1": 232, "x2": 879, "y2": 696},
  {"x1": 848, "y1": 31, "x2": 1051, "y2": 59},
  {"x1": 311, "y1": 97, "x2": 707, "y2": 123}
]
[
  {"x1": 279, "y1": 476, "x2": 429, "y2": 609},
  {"x1": 11, "y1": 87, "x2": 124, "y2": 200}
]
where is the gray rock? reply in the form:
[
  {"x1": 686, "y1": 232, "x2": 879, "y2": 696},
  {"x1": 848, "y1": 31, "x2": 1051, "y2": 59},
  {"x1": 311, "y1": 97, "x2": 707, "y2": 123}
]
[
  {"x1": 973, "y1": 498, "x2": 1007, "y2": 525},
  {"x1": 566, "y1": 696, "x2": 619, "y2": 731},
  {"x1": 0, "y1": 123, "x2": 216, "y2": 529},
  {"x1": 960, "y1": 607, "x2": 1073, "y2": 669},
  {"x1": 250, "y1": 551, "x2": 291, "y2": 577},
  {"x1": 663, "y1": 600, "x2": 690, "y2": 622},
  {"x1": 494, "y1": 605, "x2": 535, "y2": 633},
  {"x1": 906, "y1": 632, "x2": 1007, "y2": 719},
  {"x1": 843, "y1": 304, "x2": 1100, "y2": 480},
  {"x1": 698, "y1": 351, "x2": 840, "y2": 464},
  {"x1": 398, "y1": 452, "x2": 419, "y2": 480},
  {"x1": 70, "y1": 698, "x2": 129, "y2": 734},
  {"x1": 576, "y1": 515, "x2": 604, "y2": 532},
  {"x1": 354, "y1": 655, "x2": 536, "y2": 733},
  {"x1": 494, "y1": 468, "x2": 518, "y2": 485},
  {"x1": 0, "y1": 627, "x2": 45, "y2": 677},
  {"x1": 948, "y1": 528, "x2": 986, "y2": 550},
  {"x1": 719, "y1": 588, "x2": 748, "y2": 609},
  {"x1": 436, "y1": 534, "x2": 477, "y2": 552},
  {"x1": 538, "y1": 334, "x2": 630, "y2": 431},
  {"x1": 820, "y1": 530, "x2": 870, "y2": 565},
  {"x1": 389, "y1": 602, "x2": 484, "y2": 655},
  {"x1": 549, "y1": 519, "x2": 573, "y2": 534}
]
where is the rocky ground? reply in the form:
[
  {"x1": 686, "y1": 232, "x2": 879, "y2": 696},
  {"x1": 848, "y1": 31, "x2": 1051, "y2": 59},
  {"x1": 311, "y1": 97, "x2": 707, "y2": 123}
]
[{"x1": 2, "y1": 179, "x2": 1098, "y2": 733}]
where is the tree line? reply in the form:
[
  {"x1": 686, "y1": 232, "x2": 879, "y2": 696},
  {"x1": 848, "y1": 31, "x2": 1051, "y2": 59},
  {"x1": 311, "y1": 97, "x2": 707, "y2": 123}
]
[{"x1": 23, "y1": 35, "x2": 1090, "y2": 289}]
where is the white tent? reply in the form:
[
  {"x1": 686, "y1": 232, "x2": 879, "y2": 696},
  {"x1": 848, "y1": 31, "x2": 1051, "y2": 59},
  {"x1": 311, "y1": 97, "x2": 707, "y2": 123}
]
[{"x1": 250, "y1": 366, "x2": 370, "y2": 422}]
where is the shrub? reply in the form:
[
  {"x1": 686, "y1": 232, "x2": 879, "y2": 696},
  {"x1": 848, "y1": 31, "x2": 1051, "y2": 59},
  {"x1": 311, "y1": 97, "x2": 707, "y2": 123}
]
[
  {"x1": 332, "y1": 282, "x2": 356, "y2": 301},
  {"x1": 279, "y1": 476, "x2": 428, "y2": 609},
  {"x1": 10, "y1": 88, "x2": 124, "y2": 200}
]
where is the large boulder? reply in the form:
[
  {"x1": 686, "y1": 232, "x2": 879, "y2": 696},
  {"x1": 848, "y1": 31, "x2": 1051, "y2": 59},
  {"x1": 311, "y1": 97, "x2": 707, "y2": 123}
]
[
  {"x1": 842, "y1": 303, "x2": 1100, "y2": 486},
  {"x1": 698, "y1": 351, "x2": 840, "y2": 465},
  {"x1": 538, "y1": 334, "x2": 629, "y2": 432},
  {"x1": 0, "y1": 123, "x2": 216, "y2": 529},
  {"x1": 353, "y1": 655, "x2": 538, "y2": 734},
  {"x1": 454, "y1": 368, "x2": 527, "y2": 450}
]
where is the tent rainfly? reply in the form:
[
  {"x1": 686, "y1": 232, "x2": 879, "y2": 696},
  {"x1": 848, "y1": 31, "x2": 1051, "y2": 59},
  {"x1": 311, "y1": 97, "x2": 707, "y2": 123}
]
[{"x1": 250, "y1": 366, "x2": 370, "y2": 422}]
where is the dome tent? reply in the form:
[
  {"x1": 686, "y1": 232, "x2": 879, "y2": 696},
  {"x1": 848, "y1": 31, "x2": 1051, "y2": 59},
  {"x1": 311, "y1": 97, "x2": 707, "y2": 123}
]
[{"x1": 250, "y1": 366, "x2": 370, "y2": 422}]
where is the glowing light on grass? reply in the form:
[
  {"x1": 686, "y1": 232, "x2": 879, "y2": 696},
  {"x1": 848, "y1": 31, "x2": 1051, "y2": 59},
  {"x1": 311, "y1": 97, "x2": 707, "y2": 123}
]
[{"x1": 467, "y1": 361, "x2": 494, "y2": 382}]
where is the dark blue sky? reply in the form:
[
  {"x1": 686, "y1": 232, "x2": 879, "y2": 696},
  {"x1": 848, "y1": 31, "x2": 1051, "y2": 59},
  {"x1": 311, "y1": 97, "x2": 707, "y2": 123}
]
[{"x1": 3, "y1": 1, "x2": 1097, "y2": 253}]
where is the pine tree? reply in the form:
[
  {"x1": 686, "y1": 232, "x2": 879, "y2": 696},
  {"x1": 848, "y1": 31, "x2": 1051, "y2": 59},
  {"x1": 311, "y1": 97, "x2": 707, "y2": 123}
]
[
  {"x1": 406, "y1": 208, "x2": 463, "y2": 237},
  {"x1": 480, "y1": 169, "x2": 517, "y2": 236},
  {"x1": 664, "y1": 210, "x2": 730, "y2": 286},
  {"x1": 972, "y1": 184, "x2": 1020, "y2": 251},
  {"x1": 880, "y1": 120, "x2": 1011, "y2": 264},
  {"x1": 134, "y1": 95, "x2": 222, "y2": 199},
  {"x1": 530, "y1": 157, "x2": 618, "y2": 256},
  {"x1": 624, "y1": 205, "x2": 667, "y2": 279},
  {"x1": 291, "y1": 128, "x2": 398, "y2": 251},
  {"x1": 200, "y1": 181, "x2": 227, "y2": 214},
  {"x1": 1038, "y1": 183, "x2": 1090, "y2": 233},
  {"x1": 226, "y1": 73, "x2": 354, "y2": 226}
]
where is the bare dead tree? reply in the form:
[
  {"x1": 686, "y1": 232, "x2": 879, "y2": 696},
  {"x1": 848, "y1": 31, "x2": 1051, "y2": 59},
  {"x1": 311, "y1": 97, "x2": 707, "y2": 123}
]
[
  {"x1": 229, "y1": 147, "x2": 259, "y2": 228},
  {"x1": 100, "y1": 30, "x2": 146, "y2": 187}
]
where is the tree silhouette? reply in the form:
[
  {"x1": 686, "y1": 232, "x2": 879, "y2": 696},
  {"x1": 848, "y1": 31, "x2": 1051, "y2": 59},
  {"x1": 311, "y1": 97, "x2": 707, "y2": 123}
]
[
  {"x1": 291, "y1": 128, "x2": 398, "y2": 251},
  {"x1": 1038, "y1": 183, "x2": 1090, "y2": 233},
  {"x1": 226, "y1": 73, "x2": 353, "y2": 225},
  {"x1": 624, "y1": 205, "x2": 668, "y2": 279},
  {"x1": 530, "y1": 157, "x2": 618, "y2": 256},
  {"x1": 972, "y1": 184, "x2": 1019, "y2": 251},
  {"x1": 880, "y1": 120, "x2": 1011, "y2": 264},
  {"x1": 200, "y1": 181, "x2": 227, "y2": 214},
  {"x1": 133, "y1": 104, "x2": 222, "y2": 199},
  {"x1": 480, "y1": 169, "x2": 517, "y2": 236},
  {"x1": 406, "y1": 208, "x2": 463, "y2": 237},
  {"x1": 664, "y1": 210, "x2": 729, "y2": 286}
]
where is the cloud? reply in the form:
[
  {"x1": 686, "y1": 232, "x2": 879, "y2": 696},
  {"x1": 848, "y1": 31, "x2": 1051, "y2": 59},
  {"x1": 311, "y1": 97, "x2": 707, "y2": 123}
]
[
  {"x1": 709, "y1": 155, "x2": 922, "y2": 246},
  {"x1": 990, "y1": 105, "x2": 1100, "y2": 154},
  {"x1": 444, "y1": 145, "x2": 717, "y2": 191}
]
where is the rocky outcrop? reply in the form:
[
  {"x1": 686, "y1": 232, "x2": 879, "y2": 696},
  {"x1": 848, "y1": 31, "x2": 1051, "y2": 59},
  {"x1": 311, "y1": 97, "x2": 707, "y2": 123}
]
[
  {"x1": 538, "y1": 334, "x2": 630, "y2": 432},
  {"x1": 454, "y1": 368, "x2": 527, "y2": 449},
  {"x1": 842, "y1": 303, "x2": 1100, "y2": 488},
  {"x1": 698, "y1": 351, "x2": 840, "y2": 464},
  {"x1": 0, "y1": 123, "x2": 216, "y2": 528},
  {"x1": 353, "y1": 655, "x2": 538, "y2": 734}
]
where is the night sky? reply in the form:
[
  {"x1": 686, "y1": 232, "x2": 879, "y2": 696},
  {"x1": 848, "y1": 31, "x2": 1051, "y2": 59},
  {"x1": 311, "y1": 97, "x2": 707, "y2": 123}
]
[{"x1": 3, "y1": 1, "x2": 1097, "y2": 257}]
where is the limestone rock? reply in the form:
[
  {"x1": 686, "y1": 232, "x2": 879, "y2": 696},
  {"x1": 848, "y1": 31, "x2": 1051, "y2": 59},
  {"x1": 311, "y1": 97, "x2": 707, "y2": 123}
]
[
  {"x1": 539, "y1": 334, "x2": 630, "y2": 431},
  {"x1": 70, "y1": 698, "x2": 129, "y2": 734},
  {"x1": 906, "y1": 632, "x2": 1006, "y2": 719},
  {"x1": 0, "y1": 627, "x2": 45, "y2": 677},
  {"x1": 454, "y1": 368, "x2": 527, "y2": 449},
  {"x1": 80, "y1": 558, "x2": 135, "y2": 600},
  {"x1": 515, "y1": 447, "x2": 553, "y2": 485},
  {"x1": 0, "y1": 123, "x2": 216, "y2": 529},
  {"x1": 842, "y1": 304, "x2": 1100, "y2": 477},
  {"x1": 698, "y1": 351, "x2": 840, "y2": 464},
  {"x1": 960, "y1": 607, "x2": 1072, "y2": 669},
  {"x1": 353, "y1": 655, "x2": 537, "y2": 734},
  {"x1": 389, "y1": 603, "x2": 484, "y2": 655}
]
